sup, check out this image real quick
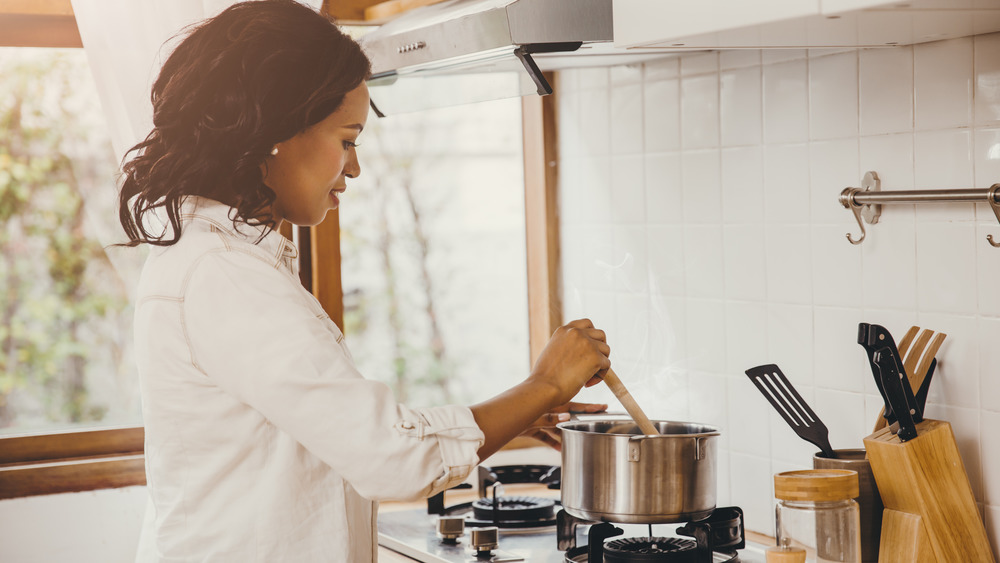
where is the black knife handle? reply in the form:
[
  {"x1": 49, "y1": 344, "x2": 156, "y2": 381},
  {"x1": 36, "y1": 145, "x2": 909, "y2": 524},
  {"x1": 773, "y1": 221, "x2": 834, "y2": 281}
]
[
  {"x1": 868, "y1": 325, "x2": 923, "y2": 422},
  {"x1": 858, "y1": 323, "x2": 895, "y2": 425},
  {"x1": 873, "y1": 348, "x2": 920, "y2": 441}
]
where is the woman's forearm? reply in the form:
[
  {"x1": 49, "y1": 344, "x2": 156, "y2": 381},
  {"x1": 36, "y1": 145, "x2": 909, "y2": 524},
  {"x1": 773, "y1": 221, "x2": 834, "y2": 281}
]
[
  {"x1": 469, "y1": 378, "x2": 561, "y2": 461},
  {"x1": 469, "y1": 319, "x2": 611, "y2": 461}
]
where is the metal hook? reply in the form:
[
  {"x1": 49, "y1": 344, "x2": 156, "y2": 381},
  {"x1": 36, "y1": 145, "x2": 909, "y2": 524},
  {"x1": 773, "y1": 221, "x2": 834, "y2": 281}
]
[
  {"x1": 840, "y1": 172, "x2": 881, "y2": 246},
  {"x1": 847, "y1": 204, "x2": 866, "y2": 244},
  {"x1": 840, "y1": 187, "x2": 866, "y2": 244},
  {"x1": 988, "y1": 184, "x2": 1000, "y2": 248}
]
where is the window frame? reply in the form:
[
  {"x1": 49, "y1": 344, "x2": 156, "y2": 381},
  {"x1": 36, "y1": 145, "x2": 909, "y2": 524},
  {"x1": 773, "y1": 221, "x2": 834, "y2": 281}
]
[
  {"x1": 0, "y1": 427, "x2": 145, "y2": 499},
  {"x1": 521, "y1": 72, "x2": 563, "y2": 364},
  {"x1": 0, "y1": 0, "x2": 81, "y2": 48},
  {"x1": 0, "y1": 3, "x2": 562, "y2": 498}
]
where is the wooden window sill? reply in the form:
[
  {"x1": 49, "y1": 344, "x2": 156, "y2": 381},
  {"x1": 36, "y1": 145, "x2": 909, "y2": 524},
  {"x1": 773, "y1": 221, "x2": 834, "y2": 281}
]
[{"x1": 0, "y1": 426, "x2": 145, "y2": 500}]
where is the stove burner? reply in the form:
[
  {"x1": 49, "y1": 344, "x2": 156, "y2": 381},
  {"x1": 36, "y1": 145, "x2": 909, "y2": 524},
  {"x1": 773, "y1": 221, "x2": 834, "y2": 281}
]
[
  {"x1": 425, "y1": 465, "x2": 562, "y2": 529},
  {"x1": 603, "y1": 537, "x2": 697, "y2": 563},
  {"x1": 559, "y1": 507, "x2": 746, "y2": 563},
  {"x1": 471, "y1": 495, "x2": 556, "y2": 523}
]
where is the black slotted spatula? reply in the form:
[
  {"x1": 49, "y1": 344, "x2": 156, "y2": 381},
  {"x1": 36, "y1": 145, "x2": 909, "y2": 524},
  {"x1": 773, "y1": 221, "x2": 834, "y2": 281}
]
[{"x1": 745, "y1": 364, "x2": 835, "y2": 458}]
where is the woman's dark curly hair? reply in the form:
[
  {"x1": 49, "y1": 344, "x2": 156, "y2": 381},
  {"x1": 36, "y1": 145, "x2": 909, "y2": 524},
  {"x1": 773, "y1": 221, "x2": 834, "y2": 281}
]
[{"x1": 118, "y1": 0, "x2": 370, "y2": 246}]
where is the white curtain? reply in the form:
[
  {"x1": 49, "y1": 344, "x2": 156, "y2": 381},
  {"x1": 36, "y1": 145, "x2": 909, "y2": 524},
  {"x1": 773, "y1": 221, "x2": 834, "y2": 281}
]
[{"x1": 71, "y1": 0, "x2": 324, "y2": 164}]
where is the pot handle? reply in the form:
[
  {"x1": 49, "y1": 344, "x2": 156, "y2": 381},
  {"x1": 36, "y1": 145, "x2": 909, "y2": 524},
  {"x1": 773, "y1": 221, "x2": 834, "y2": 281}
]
[
  {"x1": 627, "y1": 437, "x2": 642, "y2": 462},
  {"x1": 627, "y1": 436, "x2": 709, "y2": 462},
  {"x1": 694, "y1": 436, "x2": 706, "y2": 461}
]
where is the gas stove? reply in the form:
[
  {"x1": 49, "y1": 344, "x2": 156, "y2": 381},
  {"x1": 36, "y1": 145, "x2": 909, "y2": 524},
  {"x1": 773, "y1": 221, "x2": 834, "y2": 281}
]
[{"x1": 377, "y1": 464, "x2": 768, "y2": 563}]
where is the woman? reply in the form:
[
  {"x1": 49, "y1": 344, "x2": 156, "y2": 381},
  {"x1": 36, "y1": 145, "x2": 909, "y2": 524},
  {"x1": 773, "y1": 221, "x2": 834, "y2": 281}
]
[{"x1": 119, "y1": 1, "x2": 611, "y2": 561}]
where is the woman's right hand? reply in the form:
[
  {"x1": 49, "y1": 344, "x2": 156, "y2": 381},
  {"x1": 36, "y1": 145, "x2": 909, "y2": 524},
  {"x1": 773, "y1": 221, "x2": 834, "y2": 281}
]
[
  {"x1": 528, "y1": 318, "x2": 611, "y2": 407},
  {"x1": 469, "y1": 318, "x2": 610, "y2": 460}
]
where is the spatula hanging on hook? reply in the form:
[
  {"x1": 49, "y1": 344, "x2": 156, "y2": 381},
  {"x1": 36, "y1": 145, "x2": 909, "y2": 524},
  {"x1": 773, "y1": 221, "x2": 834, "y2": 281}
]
[{"x1": 745, "y1": 364, "x2": 835, "y2": 459}]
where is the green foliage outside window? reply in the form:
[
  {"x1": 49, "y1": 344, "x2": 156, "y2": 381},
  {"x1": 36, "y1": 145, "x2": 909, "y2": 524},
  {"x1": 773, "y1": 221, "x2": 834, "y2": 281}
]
[
  {"x1": 339, "y1": 96, "x2": 529, "y2": 410},
  {"x1": 0, "y1": 49, "x2": 142, "y2": 432}
]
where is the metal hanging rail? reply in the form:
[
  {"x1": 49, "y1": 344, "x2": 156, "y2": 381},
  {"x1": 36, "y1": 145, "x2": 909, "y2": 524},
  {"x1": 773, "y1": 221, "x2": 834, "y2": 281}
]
[{"x1": 840, "y1": 171, "x2": 1000, "y2": 248}]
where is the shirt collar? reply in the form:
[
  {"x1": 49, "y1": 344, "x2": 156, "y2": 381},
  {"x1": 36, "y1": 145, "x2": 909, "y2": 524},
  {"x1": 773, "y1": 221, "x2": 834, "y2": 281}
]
[{"x1": 180, "y1": 196, "x2": 299, "y2": 275}]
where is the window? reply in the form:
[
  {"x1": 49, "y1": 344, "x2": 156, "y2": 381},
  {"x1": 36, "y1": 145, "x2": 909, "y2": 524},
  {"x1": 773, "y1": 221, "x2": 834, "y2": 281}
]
[
  {"x1": 0, "y1": 48, "x2": 144, "y2": 435},
  {"x1": 339, "y1": 97, "x2": 531, "y2": 407}
]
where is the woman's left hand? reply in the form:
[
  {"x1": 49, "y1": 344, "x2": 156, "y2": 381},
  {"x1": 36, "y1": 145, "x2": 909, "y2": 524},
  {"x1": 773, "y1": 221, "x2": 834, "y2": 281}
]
[{"x1": 519, "y1": 402, "x2": 608, "y2": 450}]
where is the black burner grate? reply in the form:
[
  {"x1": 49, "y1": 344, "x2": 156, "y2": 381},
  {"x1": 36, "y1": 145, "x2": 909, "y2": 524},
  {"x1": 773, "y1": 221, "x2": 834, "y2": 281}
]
[
  {"x1": 603, "y1": 537, "x2": 697, "y2": 563},
  {"x1": 471, "y1": 495, "x2": 556, "y2": 523},
  {"x1": 558, "y1": 507, "x2": 746, "y2": 563}
]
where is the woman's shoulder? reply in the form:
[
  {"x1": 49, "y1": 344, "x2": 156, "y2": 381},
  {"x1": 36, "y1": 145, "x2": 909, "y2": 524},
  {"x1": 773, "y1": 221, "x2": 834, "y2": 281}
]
[
  {"x1": 136, "y1": 197, "x2": 296, "y2": 300},
  {"x1": 138, "y1": 220, "x2": 285, "y2": 301}
]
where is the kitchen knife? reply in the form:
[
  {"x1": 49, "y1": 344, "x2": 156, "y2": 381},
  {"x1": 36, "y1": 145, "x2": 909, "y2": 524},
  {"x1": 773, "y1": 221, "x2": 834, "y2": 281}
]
[
  {"x1": 858, "y1": 323, "x2": 896, "y2": 426},
  {"x1": 873, "y1": 349, "x2": 919, "y2": 441},
  {"x1": 869, "y1": 331, "x2": 922, "y2": 442},
  {"x1": 868, "y1": 324, "x2": 922, "y2": 421}
]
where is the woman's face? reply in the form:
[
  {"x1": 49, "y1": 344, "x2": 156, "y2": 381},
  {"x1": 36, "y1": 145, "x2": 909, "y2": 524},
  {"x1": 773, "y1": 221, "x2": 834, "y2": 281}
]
[{"x1": 263, "y1": 82, "x2": 370, "y2": 227}]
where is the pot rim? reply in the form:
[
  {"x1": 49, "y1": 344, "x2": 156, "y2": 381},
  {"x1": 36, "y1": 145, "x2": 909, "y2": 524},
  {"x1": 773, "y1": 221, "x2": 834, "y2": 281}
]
[{"x1": 556, "y1": 417, "x2": 720, "y2": 438}]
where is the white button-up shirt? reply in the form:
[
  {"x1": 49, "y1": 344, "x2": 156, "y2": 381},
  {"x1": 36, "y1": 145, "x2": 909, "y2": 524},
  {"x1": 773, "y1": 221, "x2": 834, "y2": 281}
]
[{"x1": 133, "y1": 197, "x2": 484, "y2": 562}]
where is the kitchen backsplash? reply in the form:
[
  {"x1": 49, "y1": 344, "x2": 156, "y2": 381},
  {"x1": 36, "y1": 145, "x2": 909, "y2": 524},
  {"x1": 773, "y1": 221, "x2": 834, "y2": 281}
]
[{"x1": 555, "y1": 32, "x2": 1000, "y2": 552}]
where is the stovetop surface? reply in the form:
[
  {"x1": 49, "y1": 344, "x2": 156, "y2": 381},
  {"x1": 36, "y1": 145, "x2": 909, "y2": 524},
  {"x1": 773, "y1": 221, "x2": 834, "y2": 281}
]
[{"x1": 377, "y1": 508, "x2": 769, "y2": 563}]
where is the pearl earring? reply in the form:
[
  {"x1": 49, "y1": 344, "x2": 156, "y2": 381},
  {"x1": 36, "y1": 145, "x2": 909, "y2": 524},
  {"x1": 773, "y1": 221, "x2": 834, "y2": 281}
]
[{"x1": 270, "y1": 146, "x2": 279, "y2": 156}]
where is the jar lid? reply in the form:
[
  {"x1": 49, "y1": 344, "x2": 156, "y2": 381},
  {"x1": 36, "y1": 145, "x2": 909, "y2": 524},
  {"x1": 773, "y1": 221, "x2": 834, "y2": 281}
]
[
  {"x1": 766, "y1": 546, "x2": 806, "y2": 563},
  {"x1": 773, "y1": 469, "x2": 859, "y2": 501}
]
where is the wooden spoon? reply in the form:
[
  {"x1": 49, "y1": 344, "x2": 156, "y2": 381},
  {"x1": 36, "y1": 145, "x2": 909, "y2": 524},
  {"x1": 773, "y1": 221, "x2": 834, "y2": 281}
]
[{"x1": 602, "y1": 368, "x2": 659, "y2": 435}]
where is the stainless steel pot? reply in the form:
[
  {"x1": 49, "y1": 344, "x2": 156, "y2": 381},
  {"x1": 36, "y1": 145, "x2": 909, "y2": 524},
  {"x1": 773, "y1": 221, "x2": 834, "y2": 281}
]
[{"x1": 557, "y1": 418, "x2": 719, "y2": 524}]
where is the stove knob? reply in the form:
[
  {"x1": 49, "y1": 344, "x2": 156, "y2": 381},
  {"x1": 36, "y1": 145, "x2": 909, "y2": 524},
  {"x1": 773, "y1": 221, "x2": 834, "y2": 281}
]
[
  {"x1": 436, "y1": 517, "x2": 465, "y2": 542},
  {"x1": 470, "y1": 526, "x2": 499, "y2": 553}
]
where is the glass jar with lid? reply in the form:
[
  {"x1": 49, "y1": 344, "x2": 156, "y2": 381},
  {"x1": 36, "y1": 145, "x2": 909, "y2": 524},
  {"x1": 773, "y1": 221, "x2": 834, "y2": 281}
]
[{"x1": 773, "y1": 469, "x2": 861, "y2": 563}]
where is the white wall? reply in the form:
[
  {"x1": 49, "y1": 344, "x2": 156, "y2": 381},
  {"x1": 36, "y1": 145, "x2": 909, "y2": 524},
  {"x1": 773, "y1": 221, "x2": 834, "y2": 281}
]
[
  {"x1": 557, "y1": 33, "x2": 1000, "y2": 554},
  {"x1": 0, "y1": 486, "x2": 146, "y2": 563}
]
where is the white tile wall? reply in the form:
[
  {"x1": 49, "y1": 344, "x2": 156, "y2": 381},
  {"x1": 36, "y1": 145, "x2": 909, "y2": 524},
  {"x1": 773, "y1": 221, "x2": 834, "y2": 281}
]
[
  {"x1": 721, "y1": 146, "x2": 764, "y2": 223},
  {"x1": 763, "y1": 143, "x2": 810, "y2": 223},
  {"x1": 914, "y1": 38, "x2": 973, "y2": 131},
  {"x1": 913, "y1": 129, "x2": 975, "y2": 221},
  {"x1": 723, "y1": 224, "x2": 766, "y2": 301},
  {"x1": 643, "y1": 74, "x2": 680, "y2": 152},
  {"x1": 763, "y1": 60, "x2": 809, "y2": 144},
  {"x1": 859, "y1": 47, "x2": 913, "y2": 136},
  {"x1": 976, "y1": 34, "x2": 1000, "y2": 127},
  {"x1": 720, "y1": 66, "x2": 762, "y2": 147},
  {"x1": 809, "y1": 138, "x2": 860, "y2": 225},
  {"x1": 975, "y1": 127, "x2": 1000, "y2": 189},
  {"x1": 808, "y1": 51, "x2": 858, "y2": 141},
  {"x1": 681, "y1": 150, "x2": 722, "y2": 223},
  {"x1": 681, "y1": 74, "x2": 720, "y2": 149},
  {"x1": 557, "y1": 33, "x2": 1000, "y2": 550}
]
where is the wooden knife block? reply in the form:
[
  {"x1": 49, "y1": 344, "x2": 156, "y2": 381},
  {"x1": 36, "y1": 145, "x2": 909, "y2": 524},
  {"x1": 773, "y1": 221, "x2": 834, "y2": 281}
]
[{"x1": 863, "y1": 419, "x2": 994, "y2": 563}]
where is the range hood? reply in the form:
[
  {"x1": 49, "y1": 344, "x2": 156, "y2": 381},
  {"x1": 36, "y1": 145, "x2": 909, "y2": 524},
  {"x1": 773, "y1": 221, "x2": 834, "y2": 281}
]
[{"x1": 358, "y1": 0, "x2": 666, "y2": 116}]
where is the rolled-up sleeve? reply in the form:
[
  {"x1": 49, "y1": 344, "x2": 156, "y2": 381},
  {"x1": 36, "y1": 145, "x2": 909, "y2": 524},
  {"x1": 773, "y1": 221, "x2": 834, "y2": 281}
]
[{"x1": 181, "y1": 249, "x2": 484, "y2": 501}]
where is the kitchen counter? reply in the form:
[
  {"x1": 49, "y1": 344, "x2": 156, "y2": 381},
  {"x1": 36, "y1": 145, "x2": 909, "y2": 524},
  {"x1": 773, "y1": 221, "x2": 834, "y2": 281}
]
[
  {"x1": 377, "y1": 483, "x2": 774, "y2": 562},
  {"x1": 378, "y1": 546, "x2": 420, "y2": 562},
  {"x1": 377, "y1": 482, "x2": 559, "y2": 561}
]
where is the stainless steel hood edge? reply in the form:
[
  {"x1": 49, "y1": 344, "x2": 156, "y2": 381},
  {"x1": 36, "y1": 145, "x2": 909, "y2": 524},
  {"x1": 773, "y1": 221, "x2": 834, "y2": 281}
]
[
  {"x1": 360, "y1": 0, "x2": 613, "y2": 78},
  {"x1": 505, "y1": 0, "x2": 612, "y2": 45}
]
